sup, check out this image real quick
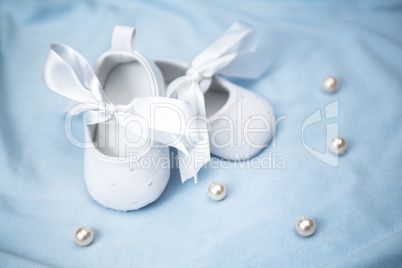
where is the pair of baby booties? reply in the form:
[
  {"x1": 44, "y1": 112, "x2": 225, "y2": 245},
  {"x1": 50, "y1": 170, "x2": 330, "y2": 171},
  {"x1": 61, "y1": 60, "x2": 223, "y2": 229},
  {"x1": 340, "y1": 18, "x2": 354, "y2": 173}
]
[{"x1": 42, "y1": 22, "x2": 276, "y2": 211}]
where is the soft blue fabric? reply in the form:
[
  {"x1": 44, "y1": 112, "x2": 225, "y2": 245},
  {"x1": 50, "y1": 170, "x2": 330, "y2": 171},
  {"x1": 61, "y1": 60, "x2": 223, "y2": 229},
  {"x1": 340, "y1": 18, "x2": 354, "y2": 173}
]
[{"x1": 1, "y1": 0, "x2": 402, "y2": 267}]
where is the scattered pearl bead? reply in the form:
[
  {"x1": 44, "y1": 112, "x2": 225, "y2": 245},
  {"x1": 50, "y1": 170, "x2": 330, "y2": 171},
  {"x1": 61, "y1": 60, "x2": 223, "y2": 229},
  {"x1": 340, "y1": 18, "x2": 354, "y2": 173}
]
[
  {"x1": 208, "y1": 182, "x2": 226, "y2": 201},
  {"x1": 74, "y1": 226, "x2": 94, "y2": 246},
  {"x1": 329, "y1": 137, "x2": 347, "y2": 155},
  {"x1": 295, "y1": 217, "x2": 316, "y2": 237},
  {"x1": 322, "y1": 77, "x2": 339, "y2": 93}
]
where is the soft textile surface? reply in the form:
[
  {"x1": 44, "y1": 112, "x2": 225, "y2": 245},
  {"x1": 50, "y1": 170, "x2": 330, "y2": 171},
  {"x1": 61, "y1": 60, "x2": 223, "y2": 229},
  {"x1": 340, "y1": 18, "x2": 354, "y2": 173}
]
[{"x1": 1, "y1": 0, "x2": 402, "y2": 267}]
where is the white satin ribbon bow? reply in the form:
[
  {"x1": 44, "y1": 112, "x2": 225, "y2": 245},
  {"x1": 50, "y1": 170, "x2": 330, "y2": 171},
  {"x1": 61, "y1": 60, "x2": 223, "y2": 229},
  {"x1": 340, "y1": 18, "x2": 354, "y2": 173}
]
[
  {"x1": 42, "y1": 37, "x2": 207, "y2": 183},
  {"x1": 166, "y1": 21, "x2": 266, "y2": 119}
]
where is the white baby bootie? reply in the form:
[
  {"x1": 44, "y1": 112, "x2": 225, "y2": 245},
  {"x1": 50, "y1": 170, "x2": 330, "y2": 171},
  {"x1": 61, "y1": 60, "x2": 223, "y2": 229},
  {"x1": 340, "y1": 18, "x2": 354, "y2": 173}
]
[
  {"x1": 156, "y1": 21, "x2": 275, "y2": 160},
  {"x1": 42, "y1": 26, "x2": 208, "y2": 211}
]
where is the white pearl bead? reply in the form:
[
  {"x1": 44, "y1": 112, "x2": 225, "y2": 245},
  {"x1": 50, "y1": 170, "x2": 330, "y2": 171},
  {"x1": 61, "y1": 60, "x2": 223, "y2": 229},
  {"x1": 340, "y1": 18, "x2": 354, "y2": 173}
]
[
  {"x1": 329, "y1": 137, "x2": 347, "y2": 155},
  {"x1": 208, "y1": 182, "x2": 226, "y2": 201},
  {"x1": 295, "y1": 217, "x2": 316, "y2": 237},
  {"x1": 322, "y1": 77, "x2": 339, "y2": 93},
  {"x1": 74, "y1": 226, "x2": 94, "y2": 246}
]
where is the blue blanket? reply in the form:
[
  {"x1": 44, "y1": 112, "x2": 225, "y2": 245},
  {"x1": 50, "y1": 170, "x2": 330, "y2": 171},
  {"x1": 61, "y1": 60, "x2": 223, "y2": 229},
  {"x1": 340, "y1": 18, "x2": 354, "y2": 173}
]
[{"x1": 1, "y1": 0, "x2": 402, "y2": 267}]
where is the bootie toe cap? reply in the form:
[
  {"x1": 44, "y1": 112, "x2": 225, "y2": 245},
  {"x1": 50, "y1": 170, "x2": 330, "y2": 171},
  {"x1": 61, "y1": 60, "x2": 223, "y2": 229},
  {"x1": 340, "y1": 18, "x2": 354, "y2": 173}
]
[
  {"x1": 208, "y1": 79, "x2": 275, "y2": 160},
  {"x1": 84, "y1": 146, "x2": 170, "y2": 211}
]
